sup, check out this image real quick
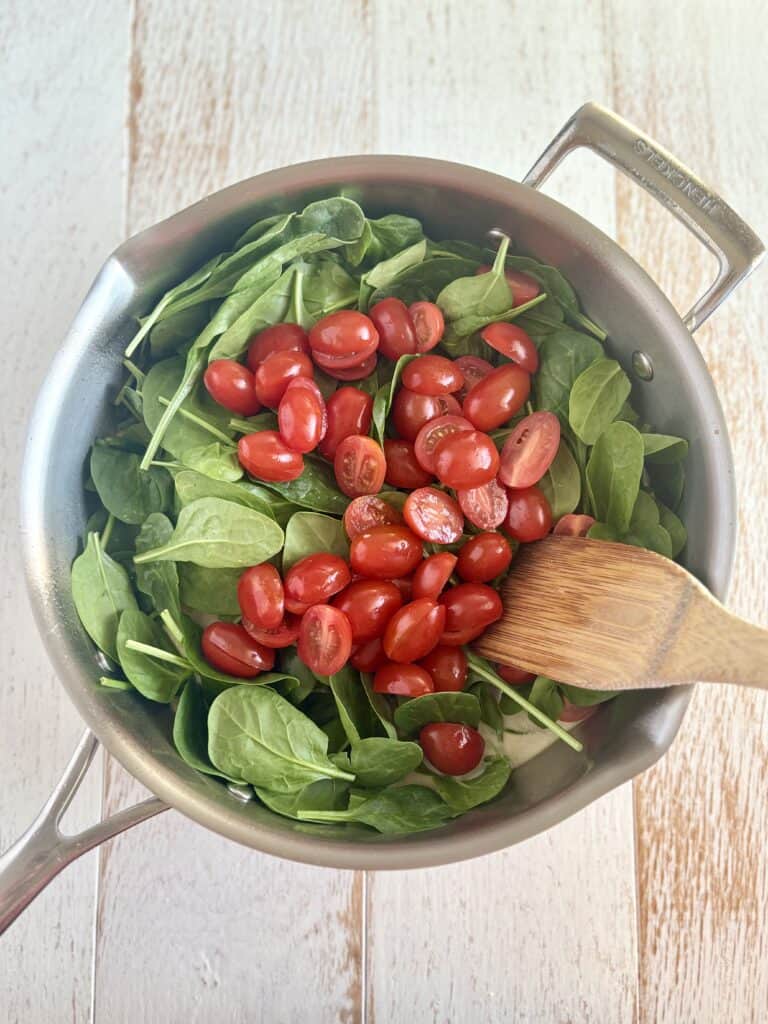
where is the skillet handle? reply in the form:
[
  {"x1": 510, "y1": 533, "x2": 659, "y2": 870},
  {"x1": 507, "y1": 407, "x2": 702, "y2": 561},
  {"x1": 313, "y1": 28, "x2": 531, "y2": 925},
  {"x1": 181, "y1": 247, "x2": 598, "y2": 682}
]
[
  {"x1": 0, "y1": 730, "x2": 167, "y2": 936},
  {"x1": 523, "y1": 101, "x2": 765, "y2": 333}
]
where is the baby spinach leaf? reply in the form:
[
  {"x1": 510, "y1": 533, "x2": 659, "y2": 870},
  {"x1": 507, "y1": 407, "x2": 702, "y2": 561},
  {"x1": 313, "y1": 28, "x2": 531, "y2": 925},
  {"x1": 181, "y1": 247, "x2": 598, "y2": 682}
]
[
  {"x1": 329, "y1": 667, "x2": 386, "y2": 744},
  {"x1": 173, "y1": 679, "x2": 245, "y2": 783},
  {"x1": 363, "y1": 214, "x2": 424, "y2": 265},
  {"x1": 360, "y1": 239, "x2": 428, "y2": 308},
  {"x1": 71, "y1": 533, "x2": 138, "y2": 661},
  {"x1": 437, "y1": 235, "x2": 512, "y2": 326},
  {"x1": 432, "y1": 756, "x2": 511, "y2": 813},
  {"x1": 176, "y1": 616, "x2": 294, "y2": 689},
  {"x1": 150, "y1": 304, "x2": 211, "y2": 359},
  {"x1": 526, "y1": 676, "x2": 564, "y2": 722},
  {"x1": 292, "y1": 256, "x2": 359, "y2": 325},
  {"x1": 90, "y1": 445, "x2": 172, "y2": 525},
  {"x1": 558, "y1": 682, "x2": 617, "y2": 707},
  {"x1": 587, "y1": 522, "x2": 621, "y2": 541},
  {"x1": 178, "y1": 563, "x2": 241, "y2": 615},
  {"x1": 294, "y1": 196, "x2": 367, "y2": 243},
  {"x1": 116, "y1": 609, "x2": 189, "y2": 702},
  {"x1": 208, "y1": 264, "x2": 298, "y2": 362},
  {"x1": 178, "y1": 442, "x2": 242, "y2": 482},
  {"x1": 658, "y1": 503, "x2": 687, "y2": 557},
  {"x1": 368, "y1": 255, "x2": 479, "y2": 307},
  {"x1": 535, "y1": 330, "x2": 604, "y2": 422},
  {"x1": 260, "y1": 455, "x2": 349, "y2": 515},
  {"x1": 647, "y1": 460, "x2": 685, "y2": 512},
  {"x1": 372, "y1": 354, "x2": 418, "y2": 444},
  {"x1": 624, "y1": 523, "x2": 673, "y2": 557},
  {"x1": 568, "y1": 359, "x2": 632, "y2": 445},
  {"x1": 350, "y1": 737, "x2": 423, "y2": 787},
  {"x1": 254, "y1": 778, "x2": 351, "y2": 819},
  {"x1": 282, "y1": 511, "x2": 349, "y2": 571},
  {"x1": 394, "y1": 691, "x2": 481, "y2": 736},
  {"x1": 504, "y1": 254, "x2": 578, "y2": 310},
  {"x1": 134, "y1": 513, "x2": 181, "y2": 619},
  {"x1": 361, "y1": 676, "x2": 397, "y2": 739},
  {"x1": 296, "y1": 784, "x2": 452, "y2": 834},
  {"x1": 275, "y1": 648, "x2": 317, "y2": 706},
  {"x1": 642, "y1": 433, "x2": 689, "y2": 464},
  {"x1": 629, "y1": 490, "x2": 660, "y2": 531},
  {"x1": 173, "y1": 469, "x2": 284, "y2": 519},
  {"x1": 469, "y1": 681, "x2": 504, "y2": 740},
  {"x1": 86, "y1": 508, "x2": 139, "y2": 563},
  {"x1": 538, "y1": 441, "x2": 581, "y2": 519},
  {"x1": 142, "y1": 357, "x2": 234, "y2": 460},
  {"x1": 585, "y1": 421, "x2": 644, "y2": 534}
]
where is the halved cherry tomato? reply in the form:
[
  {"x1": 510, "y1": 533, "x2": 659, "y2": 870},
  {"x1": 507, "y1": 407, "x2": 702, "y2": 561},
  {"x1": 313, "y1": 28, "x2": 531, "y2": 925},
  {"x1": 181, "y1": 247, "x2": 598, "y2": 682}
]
[
  {"x1": 343, "y1": 495, "x2": 402, "y2": 538},
  {"x1": 418, "y1": 645, "x2": 468, "y2": 692},
  {"x1": 383, "y1": 598, "x2": 446, "y2": 662},
  {"x1": 480, "y1": 322, "x2": 539, "y2": 372},
  {"x1": 311, "y1": 335, "x2": 378, "y2": 370},
  {"x1": 369, "y1": 298, "x2": 417, "y2": 360},
  {"x1": 253, "y1": 350, "x2": 314, "y2": 407},
  {"x1": 553, "y1": 513, "x2": 596, "y2": 537},
  {"x1": 373, "y1": 661, "x2": 434, "y2": 696},
  {"x1": 456, "y1": 532, "x2": 513, "y2": 582},
  {"x1": 462, "y1": 364, "x2": 530, "y2": 431},
  {"x1": 278, "y1": 378, "x2": 327, "y2": 453},
  {"x1": 298, "y1": 604, "x2": 353, "y2": 676},
  {"x1": 409, "y1": 301, "x2": 444, "y2": 352},
  {"x1": 403, "y1": 487, "x2": 464, "y2": 544},
  {"x1": 402, "y1": 355, "x2": 463, "y2": 395},
  {"x1": 322, "y1": 353, "x2": 378, "y2": 381},
  {"x1": 457, "y1": 479, "x2": 509, "y2": 530},
  {"x1": 201, "y1": 622, "x2": 275, "y2": 677},
  {"x1": 237, "y1": 564, "x2": 284, "y2": 630},
  {"x1": 203, "y1": 360, "x2": 261, "y2": 416},
  {"x1": 334, "y1": 435, "x2": 386, "y2": 498},
  {"x1": 413, "y1": 414, "x2": 474, "y2": 473},
  {"x1": 349, "y1": 524, "x2": 423, "y2": 579},
  {"x1": 284, "y1": 554, "x2": 351, "y2": 611},
  {"x1": 391, "y1": 389, "x2": 462, "y2": 442},
  {"x1": 350, "y1": 636, "x2": 388, "y2": 673},
  {"x1": 332, "y1": 579, "x2": 403, "y2": 641},
  {"x1": 475, "y1": 265, "x2": 541, "y2": 306},
  {"x1": 384, "y1": 440, "x2": 434, "y2": 489},
  {"x1": 242, "y1": 612, "x2": 302, "y2": 649},
  {"x1": 246, "y1": 323, "x2": 310, "y2": 372},
  {"x1": 559, "y1": 700, "x2": 598, "y2": 723},
  {"x1": 439, "y1": 583, "x2": 503, "y2": 645},
  {"x1": 503, "y1": 485, "x2": 552, "y2": 542},
  {"x1": 433, "y1": 430, "x2": 500, "y2": 489},
  {"x1": 498, "y1": 411, "x2": 560, "y2": 489},
  {"x1": 496, "y1": 663, "x2": 536, "y2": 686},
  {"x1": 419, "y1": 722, "x2": 485, "y2": 775},
  {"x1": 308, "y1": 310, "x2": 379, "y2": 360},
  {"x1": 455, "y1": 355, "x2": 494, "y2": 402},
  {"x1": 238, "y1": 431, "x2": 304, "y2": 482},
  {"x1": 412, "y1": 552, "x2": 457, "y2": 600},
  {"x1": 319, "y1": 387, "x2": 373, "y2": 459}
]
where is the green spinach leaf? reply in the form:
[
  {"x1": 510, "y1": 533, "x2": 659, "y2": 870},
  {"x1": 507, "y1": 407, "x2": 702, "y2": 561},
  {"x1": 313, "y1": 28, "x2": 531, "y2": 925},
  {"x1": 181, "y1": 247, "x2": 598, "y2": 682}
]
[
  {"x1": 538, "y1": 441, "x2": 581, "y2": 519},
  {"x1": 372, "y1": 354, "x2": 418, "y2": 444},
  {"x1": 658, "y1": 503, "x2": 687, "y2": 557},
  {"x1": 178, "y1": 563, "x2": 241, "y2": 615},
  {"x1": 296, "y1": 784, "x2": 452, "y2": 834},
  {"x1": 178, "y1": 442, "x2": 242, "y2": 482},
  {"x1": 134, "y1": 513, "x2": 181, "y2": 619},
  {"x1": 254, "y1": 778, "x2": 350, "y2": 819},
  {"x1": 568, "y1": 359, "x2": 631, "y2": 445},
  {"x1": 350, "y1": 737, "x2": 423, "y2": 787},
  {"x1": 432, "y1": 755, "x2": 511, "y2": 812},
  {"x1": 642, "y1": 433, "x2": 689, "y2": 464},
  {"x1": 282, "y1": 511, "x2": 348, "y2": 571},
  {"x1": 71, "y1": 533, "x2": 138, "y2": 661},
  {"x1": 116, "y1": 609, "x2": 188, "y2": 702},
  {"x1": 329, "y1": 667, "x2": 386, "y2": 744},
  {"x1": 173, "y1": 679, "x2": 245, "y2": 783},
  {"x1": 260, "y1": 455, "x2": 349, "y2": 515},
  {"x1": 535, "y1": 330, "x2": 604, "y2": 422},
  {"x1": 90, "y1": 445, "x2": 172, "y2": 525},
  {"x1": 394, "y1": 691, "x2": 481, "y2": 736},
  {"x1": 585, "y1": 421, "x2": 644, "y2": 533}
]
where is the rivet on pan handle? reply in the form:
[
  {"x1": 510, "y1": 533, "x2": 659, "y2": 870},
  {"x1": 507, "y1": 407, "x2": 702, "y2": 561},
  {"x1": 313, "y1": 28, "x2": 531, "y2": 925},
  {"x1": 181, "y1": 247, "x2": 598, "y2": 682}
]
[{"x1": 523, "y1": 102, "x2": 765, "y2": 333}]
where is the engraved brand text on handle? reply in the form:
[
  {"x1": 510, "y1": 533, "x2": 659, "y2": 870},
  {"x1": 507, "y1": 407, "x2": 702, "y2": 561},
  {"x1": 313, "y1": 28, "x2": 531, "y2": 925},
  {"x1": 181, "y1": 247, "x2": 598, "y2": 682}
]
[{"x1": 633, "y1": 139, "x2": 720, "y2": 217}]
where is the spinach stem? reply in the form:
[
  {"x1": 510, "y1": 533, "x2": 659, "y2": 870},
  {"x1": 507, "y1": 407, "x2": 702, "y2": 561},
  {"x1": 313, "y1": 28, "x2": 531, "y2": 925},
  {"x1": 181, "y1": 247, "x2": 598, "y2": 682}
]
[
  {"x1": 124, "y1": 640, "x2": 191, "y2": 669},
  {"x1": 229, "y1": 416, "x2": 258, "y2": 433},
  {"x1": 159, "y1": 609, "x2": 186, "y2": 651},
  {"x1": 150, "y1": 460, "x2": 183, "y2": 469},
  {"x1": 101, "y1": 513, "x2": 115, "y2": 549},
  {"x1": 156, "y1": 396, "x2": 232, "y2": 444},
  {"x1": 123, "y1": 358, "x2": 146, "y2": 383},
  {"x1": 99, "y1": 676, "x2": 133, "y2": 691}
]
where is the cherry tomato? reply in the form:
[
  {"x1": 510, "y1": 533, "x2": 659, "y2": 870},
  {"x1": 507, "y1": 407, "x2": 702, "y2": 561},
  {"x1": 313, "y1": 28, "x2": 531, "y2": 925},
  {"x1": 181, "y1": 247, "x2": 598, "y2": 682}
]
[
  {"x1": 559, "y1": 699, "x2": 597, "y2": 723},
  {"x1": 349, "y1": 524, "x2": 423, "y2": 579},
  {"x1": 462, "y1": 364, "x2": 531, "y2": 431},
  {"x1": 369, "y1": 297, "x2": 417, "y2": 361},
  {"x1": 457, "y1": 479, "x2": 509, "y2": 530},
  {"x1": 203, "y1": 360, "x2": 261, "y2": 416},
  {"x1": 298, "y1": 605, "x2": 353, "y2": 677},
  {"x1": 408, "y1": 301, "x2": 444, "y2": 352},
  {"x1": 237, "y1": 564, "x2": 284, "y2": 630},
  {"x1": 253, "y1": 349, "x2": 314, "y2": 407},
  {"x1": 311, "y1": 336, "x2": 378, "y2": 370},
  {"x1": 309, "y1": 310, "x2": 379, "y2": 360},
  {"x1": 332, "y1": 579, "x2": 403, "y2": 641},
  {"x1": 503, "y1": 485, "x2": 552, "y2": 542},
  {"x1": 433, "y1": 430, "x2": 500, "y2": 489},
  {"x1": 553, "y1": 513, "x2": 596, "y2": 537},
  {"x1": 412, "y1": 552, "x2": 457, "y2": 601},
  {"x1": 384, "y1": 440, "x2": 434, "y2": 489},
  {"x1": 498, "y1": 411, "x2": 560, "y2": 489},
  {"x1": 383, "y1": 598, "x2": 446, "y2": 662},
  {"x1": 402, "y1": 355, "x2": 463, "y2": 395},
  {"x1": 322, "y1": 353, "x2": 378, "y2": 381},
  {"x1": 418, "y1": 646, "x2": 468, "y2": 692},
  {"x1": 350, "y1": 636, "x2": 389, "y2": 673},
  {"x1": 373, "y1": 662, "x2": 434, "y2": 697},
  {"x1": 480, "y1": 322, "x2": 539, "y2": 373},
  {"x1": 419, "y1": 722, "x2": 485, "y2": 775},
  {"x1": 343, "y1": 495, "x2": 402, "y2": 538},
  {"x1": 242, "y1": 613, "x2": 302, "y2": 649},
  {"x1": 391, "y1": 389, "x2": 462, "y2": 443},
  {"x1": 413, "y1": 414, "x2": 473, "y2": 474},
  {"x1": 201, "y1": 622, "x2": 275, "y2": 678},
  {"x1": 334, "y1": 435, "x2": 386, "y2": 498},
  {"x1": 319, "y1": 387, "x2": 373, "y2": 459},
  {"x1": 455, "y1": 355, "x2": 494, "y2": 402},
  {"x1": 456, "y1": 532, "x2": 513, "y2": 582},
  {"x1": 439, "y1": 583, "x2": 503, "y2": 645},
  {"x1": 238, "y1": 431, "x2": 304, "y2": 482},
  {"x1": 475, "y1": 265, "x2": 541, "y2": 306},
  {"x1": 278, "y1": 378, "x2": 327, "y2": 453},
  {"x1": 496, "y1": 663, "x2": 536, "y2": 685},
  {"x1": 389, "y1": 575, "x2": 414, "y2": 602},
  {"x1": 403, "y1": 487, "x2": 464, "y2": 544},
  {"x1": 284, "y1": 554, "x2": 351, "y2": 611},
  {"x1": 246, "y1": 323, "x2": 310, "y2": 372}
]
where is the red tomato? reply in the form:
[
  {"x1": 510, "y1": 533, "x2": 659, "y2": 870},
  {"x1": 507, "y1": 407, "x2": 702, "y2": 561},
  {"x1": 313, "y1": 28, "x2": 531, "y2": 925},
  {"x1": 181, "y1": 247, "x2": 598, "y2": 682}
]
[
  {"x1": 311, "y1": 336, "x2": 378, "y2": 370},
  {"x1": 480, "y1": 322, "x2": 539, "y2": 372},
  {"x1": 384, "y1": 440, "x2": 434, "y2": 489},
  {"x1": 201, "y1": 622, "x2": 275, "y2": 678},
  {"x1": 308, "y1": 310, "x2": 379, "y2": 361},
  {"x1": 298, "y1": 605, "x2": 353, "y2": 676},
  {"x1": 433, "y1": 430, "x2": 500, "y2": 489},
  {"x1": 350, "y1": 636, "x2": 389, "y2": 673},
  {"x1": 242, "y1": 613, "x2": 301, "y2": 649},
  {"x1": 284, "y1": 554, "x2": 351, "y2": 610},
  {"x1": 419, "y1": 722, "x2": 485, "y2": 775},
  {"x1": 246, "y1": 323, "x2": 310, "y2": 372},
  {"x1": 238, "y1": 431, "x2": 304, "y2": 482},
  {"x1": 343, "y1": 495, "x2": 402, "y2": 538},
  {"x1": 408, "y1": 301, "x2": 444, "y2": 352},
  {"x1": 402, "y1": 355, "x2": 463, "y2": 395},
  {"x1": 418, "y1": 645, "x2": 468, "y2": 692},
  {"x1": 278, "y1": 378, "x2": 327, "y2": 453},
  {"x1": 456, "y1": 532, "x2": 513, "y2": 582},
  {"x1": 503, "y1": 486, "x2": 552, "y2": 542},
  {"x1": 322, "y1": 352, "x2": 378, "y2": 381},
  {"x1": 373, "y1": 662, "x2": 434, "y2": 697},
  {"x1": 203, "y1": 360, "x2": 261, "y2": 416},
  {"x1": 237, "y1": 564, "x2": 284, "y2": 630},
  {"x1": 457, "y1": 479, "x2": 509, "y2": 530},
  {"x1": 403, "y1": 487, "x2": 464, "y2": 544},
  {"x1": 383, "y1": 598, "x2": 446, "y2": 662},
  {"x1": 413, "y1": 414, "x2": 473, "y2": 473},
  {"x1": 498, "y1": 411, "x2": 560, "y2": 489},
  {"x1": 553, "y1": 513, "x2": 596, "y2": 537},
  {"x1": 496, "y1": 663, "x2": 536, "y2": 685},
  {"x1": 389, "y1": 575, "x2": 414, "y2": 602},
  {"x1": 319, "y1": 387, "x2": 373, "y2": 459},
  {"x1": 369, "y1": 297, "x2": 417, "y2": 360},
  {"x1": 349, "y1": 524, "x2": 423, "y2": 579},
  {"x1": 412, "y1": 552, "x2": 457, "y2": 601},
  {"x1": 439, "y1": 583, "x2": 503, "y2": 645},
  {"x1": 475, "y1": 265, "x2": 541, "y2": 306},
  {"x1": 253, "y1": 350, "x2": 314, "y2": 407},
  {"x1": 391, "y1": 389, "x2": 462, "y2": 443},
  {"x1": 559, "y1": 700, "x2": 598, "y2": 723},
  {"x1": 462, "y1": 364, "x2": 531, "y2": 431},
  {"x1": 455, "y1": 355, "x2": 494, "y2": 402},
  {"x1": 334, "y1": 435, "x2": 387, "y2": 498},
  {"x1": 332, "y1": 579, "x2": 403, "y2": 641}
]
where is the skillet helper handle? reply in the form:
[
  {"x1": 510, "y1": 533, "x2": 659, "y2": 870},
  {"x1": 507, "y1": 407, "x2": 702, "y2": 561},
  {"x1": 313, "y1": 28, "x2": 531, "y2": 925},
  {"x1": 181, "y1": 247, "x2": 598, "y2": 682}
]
[
  {"x1": 523, "y1": 101, "x2": 765, "y2": 333},
  {"x1": 0, "y1": 730, "x2": 167, "y2": 936}
]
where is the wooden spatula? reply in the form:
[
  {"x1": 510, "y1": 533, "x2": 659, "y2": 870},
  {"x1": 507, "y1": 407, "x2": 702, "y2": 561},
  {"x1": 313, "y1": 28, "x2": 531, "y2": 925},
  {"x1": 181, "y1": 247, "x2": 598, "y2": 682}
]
[{"x1": 474, "y1": 537, "x2": 768, "y2": 690}]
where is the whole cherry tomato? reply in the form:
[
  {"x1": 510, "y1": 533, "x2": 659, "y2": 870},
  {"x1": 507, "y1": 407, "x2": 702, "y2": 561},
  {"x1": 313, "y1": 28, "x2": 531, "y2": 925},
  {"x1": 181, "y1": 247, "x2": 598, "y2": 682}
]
[
  {"x1": 455, "y1": 355, "x2": 493, "y2": 402},
  {"x1": 343, "y1": 495, "x2": 402, "y2": 538},
  {"x1": 439, "y1": 583, "x2": 503, "y2": 645},
  {"x1": 402, "y1": 355, "x2": 463, "y2": 395},
  {"x1": 433, "y1": 430, "x2": 500, "y2": 489},
  {"x1": 334, "y1": 435, "x2": 387, "y2": 498},
  {"x1": 462, "y1": 364, "x2": 530, "y2": 431},
  {"x1": 418, "y1": 645, "x2": 468, "y2": 692},
  {"x1": 284, "y1": 554, "x2": 351, "y2": 611},
  {"x1": 383, "y1": 598, "x2": 446, "y2": 662},
  {"x1": 412, "y1": 552, "x2": 457, "y2": 601},
  {"x1": 419, "y1": 722, "x2": 485, "y2": 775},
  {"x1": 456, "y1": 532, "x2": 513, "y2": 583},
  {"x1": 503, "y1": 486, "x2": 552, "y2": 542},
  {"x1": 408, "y1": 301, "x2": 444, "y2": 352},
  {"x1": 369, "y1": 297, "x2": 417, "y2": 360},
  {"x1": 332, "y1": 579, "x2": 403, "y2": 641},
  {"x1": 457, "y1": 479, "x2": 509, "y2": 530},
  {"x1": 298, "y1": 605, "x2": 353, "y2": 677},
  {"x1": 238, "y1": 431, "x2": 304, "y2": 482},
  {"x1": 391, "y1": 389, "x2": 462, "y2": 442},
  {"x1": 373, "y1": 662, "x2": 434, "y2": 697},
  {"x1": 203, "y1": 360, "x2": 261, "y2": 416},
  {"x1": 498, "y1": 411, "x2": 560, "y2": 489},
  {"x1": 496, "y1": 663, "x2": 536, "y2": 685},
  {"x1": 278, "y1": 378, "x2": 327, "y2": 453},
  {"x1": 242, "y1": 613, "x2": 301, "y2": 649},
  {"x1": 308, "y1": 310, "x2": 379, "y2": 361},
  {"x1": 237, "y1": 563, "x2": 284, "y2": 630},
  {"x1": 475, "y1": 265, "x2": 541, "y2": 306},
  {"x1": 403, "y1": 487, "x2": 464, "y2": 544},
  {"x1": 322, "y1": 352, "x2": 377, "y2": 381},
  {"x1": 414, "y1": 414, "x2": 474, "y2": 473},
  {"x1": 350, "y1": 636, "x2": 389, "y2": 673},
  {"x1": 246, "y1": 323, "x2": 310, "y2": 372},
  {"x1": 553, "y1": 513, "x2": 596, "y2": 537},
  {"x1": 349, "y1": 524, "x2": 423, "y2": 579},
  {"x1": 384, "y1": 440, "x2": 434, "y2": 489},
  {"x1": 480, "y1": 322, "x2": 539, "y2": 372},
  {"x1": 318, "y1": 387, "x2": 373, "y2": 459},
  {"x1": 389, "y1": 575, "x2": 414, "y2": 602},
  {"x1": 201, "y1": 622, "x2": 275, "y2": 677},
  {"x1": 253, "y1": 349, "x2": 314, "y2": 407}
]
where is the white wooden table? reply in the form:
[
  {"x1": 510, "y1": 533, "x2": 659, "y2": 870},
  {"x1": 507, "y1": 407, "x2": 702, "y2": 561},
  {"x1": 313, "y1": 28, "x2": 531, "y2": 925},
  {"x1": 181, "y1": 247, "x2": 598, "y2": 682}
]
[{"x1": 3, "y1": 2, "x2": 768, "y2": 1020}]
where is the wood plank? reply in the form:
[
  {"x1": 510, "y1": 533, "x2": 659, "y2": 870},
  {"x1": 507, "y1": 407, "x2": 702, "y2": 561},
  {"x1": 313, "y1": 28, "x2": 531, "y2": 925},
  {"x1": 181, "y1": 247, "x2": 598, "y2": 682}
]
[
  {"x1": 608, "y1": 4, "x2": 768, "y2": 1021},
  {"x1": 0, "y1": 2, "x2": 129, "y2": 1020}
]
